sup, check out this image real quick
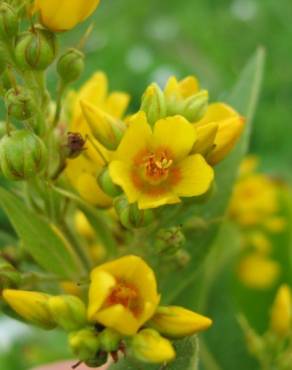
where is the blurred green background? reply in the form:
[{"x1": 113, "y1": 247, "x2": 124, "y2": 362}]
[{"x1": 1, "y1": 0, "x2": 292, "y2": 369}]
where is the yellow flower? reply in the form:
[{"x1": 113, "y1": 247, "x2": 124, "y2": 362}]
[
  {"x1": 270, "y1": 284, "x2": 292, "y2": 337},
  {"x1": 148, "y1": 306, "x2": 212, "y2": 338},
  {"x1": 34, "y1": 0, "x2": 100, "y2": 32},
  {"x1": 87, "y1": 255, "x2": 160, "y2": 336},
  {"x1": 131, "y1": 328, "x2": 175, "y2": 364},
  {"x1": 66, "y1": 72, "x2": 130, "y2": 207},
  {"x1": 3, "y1": 289, "x2": 55, "y2": 329},
  {"x1": 195, "y1": 103, "x2": 245, "y2": 165},
  {"x1": 237, "y1": 253, "x2": 280, "y2": 289},
  {"x1": 109, "y1": 112, "x2": 214, "y2": 209}
]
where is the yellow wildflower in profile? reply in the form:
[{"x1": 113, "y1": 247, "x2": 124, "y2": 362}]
[
  {"x1": 34, "y1": 0, "x2": 100, "y2": 32},
  {"x1": 270, "y1": 284, "x2": 292, "y2": 337},
  {"x1": 148, "y1": 306, "x2": 212, "y2": 338},
  {"x1": 109, "y1": 112, "x2": 214, "y2": 209},
  {"x1": 3, "y1": 289, "x2": 55, "y2": 329},
  {"x1": 66, "y1": 72, "x2": 130, "y2": 207},
  {"x1": 237, "y1": 253, "x2": 280, "y2": 289},
  {"x1": 87, "y1": 255, "x2": 160, "y2": 336}
]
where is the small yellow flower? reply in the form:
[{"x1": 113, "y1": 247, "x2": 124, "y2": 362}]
[
  {"x1": 237, "y1": 253, "x2": 280, "y2": 289},
  {"x1": 34, "y1": 0, "x2": 100, "y2": 32},
  {"x1": 66, "y1": 72, "x2": 130, "y2": 207},
  {"x1": 270, "y1": 284, "x2": 292, "y2": 337},
  {"x1": 3, "y1": 289, "x2": 55, "y2": 329},
  {"x1": 195, "y1": 103, "x2": 245, "y2": 165},
  {"x1": 131, "y1": 328, "x2": 175, "y2": 364},
  {"x1": 148, "y1": 306, "x2": 212, "y2": 338},
  {"x1": 109, "y1": 112, "x2": 214, "y2": 209},
  {"x1": 87, "y1": 255, "x2": 160, "y2": 336}
]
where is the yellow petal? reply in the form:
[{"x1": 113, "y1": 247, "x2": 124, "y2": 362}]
[
  {"x1": 164, "y1": 76, "x2": 180, "y2": 98},
  {"x1": 105, "y1": 92, "x2": 130, "y2": 119},
  {"x1": 94, "y1": 304, "x2": 139, "y2": 335},
  {"x1": 174, "y1": 154, "x2": 214, "y2": 197},
  {"x1": 270, "y1": 285, "x2": 292, "y2": 337},
  {"x1": 109, "y1": 161, "x2": 141, "y2": 203},
  {"x1": 87, "y1": 270, "x2": 116, "y2": 321},
  {"x1": 179, "y1": 76, "x2": 200, "y2": 98},
  {"x1": 192, "y1": 121, "x2": 218, "y2": 155},
  {"x1": 138, "y1": 192, "x2": 181, "y2": 210},
  {"x1": 35, "y1": 0, "x2": 100, "y2": 31},
  {"x1": 114, "y1": 111, "x2": 152, "y2": 163},
  {"x1": 152, "y1": 116, "x2": 197, "y2": 161},
  {"x1": 196, "y1": 102, "x2": 238, "y2": 126},
  {"x1": 76, "y1": 173, "x2": 112, "y2": 207}
]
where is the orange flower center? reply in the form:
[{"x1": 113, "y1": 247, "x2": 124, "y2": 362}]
[
  {"x1": 143, "y1": 151, "x2": 173, "y2": 183},
  {"x1": 105, "y1": 279, "x2": 142, "y2": 317}
]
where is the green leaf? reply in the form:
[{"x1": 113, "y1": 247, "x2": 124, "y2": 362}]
[
  {"x1": 109, "y1": 336, "x2": 199, "y2": 370},
  {"x1": 0, "y1": 187, "x2": 85, "y2": 279},
  {"x1": 160, "y1": 48, "x2": 265, "y2": 303}
]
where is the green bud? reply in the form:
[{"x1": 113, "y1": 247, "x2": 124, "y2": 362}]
[
  {"x1": 114, "y1": 196, "x2": 155, "y2": 229},
  {"x1": 85, "y1": 352, "x2": 108, "y2": 368},
  {"x1": 0, "y1": 130, "x2": 47, "y2": 181},
  {"x1": 69, "y1": 328, "x2": 100, "y2": 362},
  {"x1": 15, "y1": 26, "x2": 57, "y2": 70},
  {"x1": 0, "y1": 257, "x2": 21, "y2": 292},
  {"x1": 182, "y1": 90, "x2": 208, "y2": 122},
  {"x1": 98, "y1": 168, "x2": 122, "y2": 197},
  {"x1": 99, "y1": 328, "x2": 121, "y2": 352},
  {"x1": 5, "y1": 87, "x2": 35, "y2": 121},
  {"x1": 0, "y1": 3, "x2": 18, "y2": 40},
  {"x1": 156, "y1": 227, "x2": 185, "y2": 255},
  {"x1": 57, "y1": 48, "x2": 85, "y2": 84},
  {"x1": 48, "y1": 295, "x2": 87, "y2": 331},
  {"x1": 141, "y1": 83, "x2": 167, "y2": 126}
]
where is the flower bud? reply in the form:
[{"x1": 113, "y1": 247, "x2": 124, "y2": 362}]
[
  {"x1": 99, "y1": 328, "x2": 121, "y2": 352},
  {"x1": 148, "y1": 306, "x2": 212, "y2": 339},
  {"x1": 156, "y1": 227, "x2": 185, "y2": 255},
  {"x1": 48, "y1": 295, "x2": 87, "y2": 331},
  {"x1": 74, "y1": 211, "x2": 95, "y2": 240},
  {"x1": 15, "y1": 27, "x2": 57, "y2": 70},
  {"x1": 2, "y1": 289, "x2": 56, "y2": 329},
  {"x1": 57, "y1": 48, "x2": 85, "y2": 84},
  {"x1": 0, "y1": 3, "x2": 18, "y2": 40},
  {"x1": 270, "y1": 284, "x2": 292, "y2": 338},
  {"x1": 114, "y1": 196, "x2": 155, "y2": 229},
  {"x1": 69, "y1": 328, "x2": 100, "y2": 362},
  {"x1": 140, "y1": 83, "x2": 167, "y2": 126},
  {"x1": 81, "y1": 100, "x2": 126, "y2": 150},
  {"x1": 5, "y1": 87, "x2": 35, "y2": 121},
  {"x1": 98, "y1": 167, "x2": 122, "y2": 197},
  {"x1": 0, "y1": 130, "x2": 48, "y2": 181},
  {"x1": 181, "y1": 90, "x2": 209, "y2": 122},
  {"x1": 192, "y1": 122, "x2": 218, "y2": 156},
  {"x1": 85, "y1": 352, "x2": 108, "y2": 368},
  {"x1": 130, "y1": 329, "x2": 175, "y2": 364},
  {"x1": 0, "y1": 257, "x2": 21, "y2": 292}
]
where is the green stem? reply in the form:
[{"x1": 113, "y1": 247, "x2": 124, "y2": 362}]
[{"x1": 53, "y1": 80, "x2": 67, "y2": 128}]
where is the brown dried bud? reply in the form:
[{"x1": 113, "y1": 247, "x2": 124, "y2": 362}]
[{"x1": 65, "y1": 132, "x2": 86, "y2": 159}]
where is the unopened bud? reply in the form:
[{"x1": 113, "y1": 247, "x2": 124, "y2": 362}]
[
  {"x1": 64, "y1": 132, "x2": 86, "y2": 159},
  {"x1": 48, "y1": 295, "x2": 87, "y2": 331},
  {"x1": 57, "y1": 48, "x2": 85, "y2": 84},
  {"x1": 156, "y1": 227, "x2": 185, "y2": 255},
  {"x1": 85, "y1": 352, "x2": 108, "y2": 368},
  {"x1": 130, "y1": 329, "x2": 175, "y2": 364},
  {"x1": 15, "y1": 26, "x2": 57, "y2": 70},
  {"x1": 2, "y1": 289, "x2": 55, "y2": 329},
  {"x1": 98, "y1": 167, "x2": 122, "y2": 197},
  {"x1": 0, "y1": 130, "x2": 47, "y2": 181},
  {"x1": 148, "y1": 306, "x2": 212, "y2": 339},
  {"x1": 181, "y1": 90, "x2": 208, "y2": 122},
  {"x1": 141, "y1": 83, "x2": 167, "y2": 126},
  {"x1": 81, "y1": 100, "x2": 126, "y2": 150},
  {"x1": 0, "y1": 257, "x2": 21, "y2": 291},
  {"x1": 0, "y1": 3, "x2": 18, "y2": 40},
  {"x1": 5, "y1": 87, "x2": 35, "y2": 121},
  {"x1": 74, "y1": 211, "x2": 95, "y2": 240},
  {"x1": 69, "y1": 328, "x2": 100, "y2": 362},
  {"x1": 114, "y1": 196, "x2": 154, "y2": 229},
  {"x1": 99, "y1": 328, "x2": 121, "y2": 352},
  {"x1": 270, "y1": 284, "x2": 292, "y2": 338},
  {"x1": 192, "y1": 122, "x2": 218, "y2": 156}
]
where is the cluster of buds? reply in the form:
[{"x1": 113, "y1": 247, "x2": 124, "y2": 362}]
[
  {"x1": 2, "y1": 255, "x2": 212, "y2": 366},
  {"x1": 240, "y1": 284, "x2": 292, "y2": 369}
]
